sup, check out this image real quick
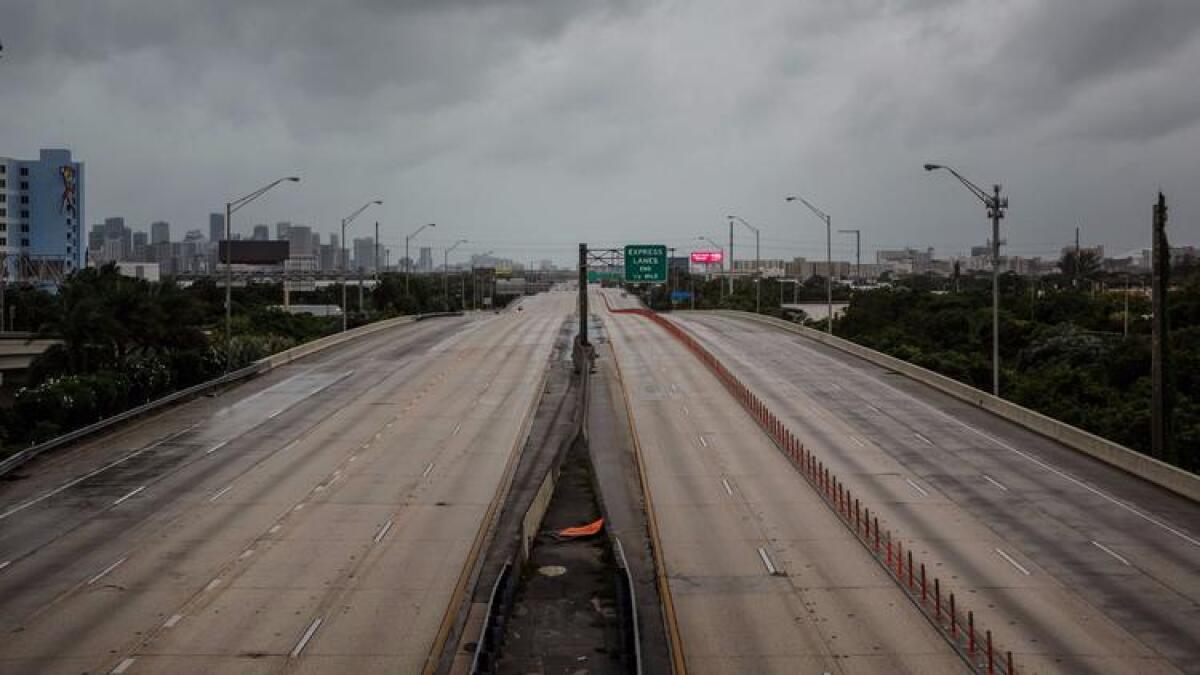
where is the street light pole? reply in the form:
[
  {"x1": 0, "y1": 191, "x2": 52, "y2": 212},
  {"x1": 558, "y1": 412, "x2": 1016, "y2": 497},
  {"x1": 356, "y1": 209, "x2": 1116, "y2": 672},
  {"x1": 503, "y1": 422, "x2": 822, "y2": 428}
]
[
  {"x1": 697, "y1": 236, "x2": 726, "y2": 299},
  {"x1": 223, "y1": 176, "x2": 300, "y2": 372},
  {"x1": 924, "y1": 163, "x2": 1008, "y2": 396},
  {"x1": 444, "y1": 239, "x2": 468, "y2": 309},
  {"x1": 340, "y1": 200, "x2": 383, "y2": 332},
  {"x1": 838, "y1": 229, "x2": 861, "y2": 283},
  {"x1": 728, "y1": 216, "x2": 761, "y2": 314},
  {"x1": 786, "y1": 196, "x2": 834, "y2": 334},
  {"x1": 405, "y1": 223, "x2": 436, "y2": 298}
]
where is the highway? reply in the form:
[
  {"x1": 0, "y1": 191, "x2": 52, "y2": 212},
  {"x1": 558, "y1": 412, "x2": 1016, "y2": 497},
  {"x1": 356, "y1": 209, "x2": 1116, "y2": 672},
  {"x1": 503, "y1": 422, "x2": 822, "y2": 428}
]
[
  {"x1": 599, "y1": 291, "x2": 967, "y2": 674},
  {"x1": 664, "y1": 310, "x2": 1200, "y2": 675},
  {"x1": 0, "y1": 292, "x2": 572, "y2": 675}
]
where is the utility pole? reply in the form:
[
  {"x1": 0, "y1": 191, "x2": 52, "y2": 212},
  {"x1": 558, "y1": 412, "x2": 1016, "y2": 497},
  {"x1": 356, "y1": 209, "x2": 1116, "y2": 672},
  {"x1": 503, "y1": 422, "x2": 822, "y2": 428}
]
[
  {"x1": 578, "y1": 243, "x2": 589, "y2": 345},
  {"x1": 728, "y1": 219, "x2": 735, "y2": 296},
  {"x1": 839, "y1": 229, "x2": 861, "y2": 283},
  {"x1": 1151, "y1": 193, "x2": 1173, "y2": 464},
  {"x1": 374, "y1": 221, "x2": 380, "y2": 285},
  {"x1": 1075, "y1": 225, "x2": 1081, "y2": 287}
]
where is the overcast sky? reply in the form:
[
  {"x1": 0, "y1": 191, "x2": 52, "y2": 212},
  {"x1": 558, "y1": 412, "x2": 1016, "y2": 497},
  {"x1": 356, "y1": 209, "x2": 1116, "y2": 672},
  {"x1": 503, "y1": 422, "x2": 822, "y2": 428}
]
[{"x1": 3, "y1": 0, "x2": 1199, "y2": 265}]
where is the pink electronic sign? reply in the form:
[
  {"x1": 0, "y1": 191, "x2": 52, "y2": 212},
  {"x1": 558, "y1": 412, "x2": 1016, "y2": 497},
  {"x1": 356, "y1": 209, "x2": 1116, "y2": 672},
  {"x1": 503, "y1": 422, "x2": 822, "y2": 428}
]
[{"x1": 690, "y1": 250, "x2": 724, "y2": 264}]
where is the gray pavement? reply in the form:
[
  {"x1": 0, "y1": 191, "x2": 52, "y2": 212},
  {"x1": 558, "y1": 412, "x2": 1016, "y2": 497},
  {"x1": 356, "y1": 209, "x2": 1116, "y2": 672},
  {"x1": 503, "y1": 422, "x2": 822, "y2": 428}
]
[
  {"x1": 601, "y1": 292, "x2": 966, "y2": 675},
  {"x1": 667, "y1": 310, "x2": 1200, "y2": 675},
  {"x1": 0, "y1": 292, "x2": 573, "y2": 674}
]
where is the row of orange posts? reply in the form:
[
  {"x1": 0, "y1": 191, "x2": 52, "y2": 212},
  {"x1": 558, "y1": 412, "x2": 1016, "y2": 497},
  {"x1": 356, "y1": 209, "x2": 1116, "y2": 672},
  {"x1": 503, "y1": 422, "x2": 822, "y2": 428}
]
[{"x1": 604, "y1": 298, "x2": 1018, "y2": 675}]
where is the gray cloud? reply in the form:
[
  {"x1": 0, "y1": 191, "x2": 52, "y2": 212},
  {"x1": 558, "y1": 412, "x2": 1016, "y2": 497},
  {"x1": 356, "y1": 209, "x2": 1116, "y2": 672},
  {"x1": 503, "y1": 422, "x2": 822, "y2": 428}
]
[{"x1": 1, "y1": 0, "x2": 1197, "y2": 264}]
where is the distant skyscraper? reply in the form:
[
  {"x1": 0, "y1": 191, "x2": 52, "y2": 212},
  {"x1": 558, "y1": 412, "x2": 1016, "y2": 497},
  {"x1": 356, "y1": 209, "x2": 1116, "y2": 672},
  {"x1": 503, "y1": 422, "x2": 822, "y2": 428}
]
[
  {"x1": 287, "y1": 225, "x2": 313, "y2": 258},
  {"x1": 150, "y1": 220, "x2": 170, "y2": 245},
  {"x1": 418, "y1": 246, "x2": 433, "y2": 272},
  {"x1": 275, "y1": 221, "x2": 291, "y2": 240},
  {"x1": 252, "y1": 224, "x2": 270, "y2": 241},
  {"x1": 209, "y1": 213, "x2": 224, "y2": 243},
  {"x1": 353, "y1": 237, "x2": 375, "y2": 272}
]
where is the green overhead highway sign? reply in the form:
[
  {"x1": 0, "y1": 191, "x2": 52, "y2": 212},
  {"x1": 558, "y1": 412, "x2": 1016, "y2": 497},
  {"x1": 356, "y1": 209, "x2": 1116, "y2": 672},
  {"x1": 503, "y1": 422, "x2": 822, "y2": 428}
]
[{"x1": 624, "y1": 244, "x2": 667, "y2": 283}]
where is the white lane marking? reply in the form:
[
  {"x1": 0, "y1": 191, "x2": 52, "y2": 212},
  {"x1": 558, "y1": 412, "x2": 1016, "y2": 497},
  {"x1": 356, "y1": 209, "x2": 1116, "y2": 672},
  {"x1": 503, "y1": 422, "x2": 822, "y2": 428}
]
[
  {"x1": 268, "y1": 409, "x2": 283, "y2": 419},
  {"x1": 682, "y1": 405, "x2": 690, "y2": 417},
  {"x1": 291, "y1": 617, "x2": 323, "y2": 658},
  {"x1": 422, "y1": 462, "x2": 435, "y2": 478},
  {"x1": 349, "y1": 455, "x2": 357, "y2": 462},
  {"x1": 239, "y1": 549, "x2": 255, "y2": 560},
  {"x1": 314, "y1": 484, "x2": 326, "y2": 493},
  {"x1": 0, "y1": 425, "x2": 198, "y2": 521},
  {"x1": 865, "y1": 404, "x2": 881, "y2": 414},
  {"x1": 698, "y1": 435, "x2": 708, "y2": 448},
  {"x1": 0, "y1": 561, "x2": 10, "y2": 571},
  {"x1": 905, "y1": 479, "x2": 929, "y2": 497},
  {"x1": 829, "y1": 383, "x2": 843, "y2": 391},
  {"x1": 204, "y1": 578, "x2": 221, "y2": 592},
  {"x1": 205, "y1": 440, "x2": 228, "y2": 455},
  {"x1": 374, "y1": 432, "x2": 381, "y2": 440},
  {"x1": 913, "y1": 432, "x2": 934, "y2": 446},
  {"x1": 268, "y1": 524, "x2": 282, "y2": 535},
  {"x1": 282, "y1": 440, "x2": 300, "y2": 452},
  {"x1": 361, "y1": 443, "x2": 370, "y2": 450},
  {"x1": 209, "y1": 485, "x2": 233, "y2": 502},
  {"x1": 983, "y1": 474, "x2": 1009, "y2": 492},
  {"x1": 112, "y1": 486, "x2": 145, "y2": 506},
  {"x1": 995, "y1": 548, "x2": 1031, "y2": 575},
  {"x1": 785, "y1": 333, "x2": 1200, "y2": 549},
  {"x1": 293, "y1": 504, "x2": 304, "y2": 511},
  {"x1": 88, "y1": 557, "x2": 128, "y2": 585},
  {"x1": 670, "y1": 383, "x2": 679, "y2": 393},
  {"x1": 849, "y1": 435, "x2": 866, "y2": 447},
  {"x1": 757, "y1": 547, "x2": 780, "y2": 576},
  {"x1": 163, "y1": 614, "x2": 183, "y2": 628},
  {"x1": 374, "y1": 520, "x2": 394, "y2": 544},
  {"x1": 111, "y1": 657, "x2": 136, "y2": 674},
  {"x1": 721, "y1": 479, "x2": 734, "y2": 496},
  {"x1": 452, "y1": 423, "x2": 462, "y2": 436},
  {"x1": 1092, "y1": 541, "x2": 1132, "y2": 566}
]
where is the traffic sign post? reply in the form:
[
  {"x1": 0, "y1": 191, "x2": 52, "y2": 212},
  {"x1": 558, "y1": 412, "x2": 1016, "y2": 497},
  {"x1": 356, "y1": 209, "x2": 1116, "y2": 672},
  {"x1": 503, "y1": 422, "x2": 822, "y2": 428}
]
[{"x1": 624, "y1": 244, "x2": 667, "y2": 283}]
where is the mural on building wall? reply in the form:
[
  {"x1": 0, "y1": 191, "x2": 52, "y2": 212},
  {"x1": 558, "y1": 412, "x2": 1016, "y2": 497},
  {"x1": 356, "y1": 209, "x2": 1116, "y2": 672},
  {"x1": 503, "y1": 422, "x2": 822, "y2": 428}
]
[{"x1": 59, "y1": 165, "x2": 78, "y2": 218}]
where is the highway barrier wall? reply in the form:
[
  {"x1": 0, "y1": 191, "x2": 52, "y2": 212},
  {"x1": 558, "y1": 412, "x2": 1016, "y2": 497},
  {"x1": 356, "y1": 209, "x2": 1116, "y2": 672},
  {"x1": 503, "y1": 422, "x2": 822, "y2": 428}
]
[
  {"x1": 713, "y1": 310, "x2": 1200, "y2": 503},
  {"x1": 610, "y1": 302, "x2": 1019, "y2": 675},
  {"x1": 0, "y1": 313, "x2": 458, "y2": 478}
]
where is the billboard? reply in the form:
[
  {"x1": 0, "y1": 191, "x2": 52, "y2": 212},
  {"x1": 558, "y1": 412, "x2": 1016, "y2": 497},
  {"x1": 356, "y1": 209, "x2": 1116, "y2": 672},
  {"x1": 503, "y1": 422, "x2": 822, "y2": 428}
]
[
  {"x1": 219, "y1": 240, "x2": 290, "y2": 264},
  {"x1": 691, "y1": 250, "x2": 724, "y2": 264}
]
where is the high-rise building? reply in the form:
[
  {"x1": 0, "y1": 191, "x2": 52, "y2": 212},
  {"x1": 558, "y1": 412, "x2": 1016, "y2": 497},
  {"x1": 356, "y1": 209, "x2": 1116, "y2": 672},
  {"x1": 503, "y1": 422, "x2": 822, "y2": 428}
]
[
  {"x1": 276, "y1": 221, "x2": 291, "y2": 240},
  {"x1": 209, "y1": 213, "x2": 224, "y2": 243},
  {"x1": 151, "y1": 220, "x2": 170, "y2": 245},
  {"x1": 0, "y1": 149, "x2": 85, "y2": 281},
  {"x1": 287, "y1": 225, "x2": 314, "y2": 258},
  {"x1": 252, "y1": 224, "x2": 270, "y2": 241},
  {"x1": 353, "y1": 237, "x2": 375, "y2": 272},
  {"x1": 132, "y1": 231, "x2": 149, "y2": 262},
  {"x1": 418, "y1": 246, "x2": 433, "y2": 272}
]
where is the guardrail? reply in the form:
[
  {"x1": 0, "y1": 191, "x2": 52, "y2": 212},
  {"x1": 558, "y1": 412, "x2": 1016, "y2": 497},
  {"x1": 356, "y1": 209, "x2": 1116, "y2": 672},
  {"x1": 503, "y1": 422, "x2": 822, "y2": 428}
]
[
  {"x1": 0, "y1": 312, "x2": 465, "y2": 479},
  {"x1": 616, "y1": 305, "x2": 1020, "y2": 675},
  {"x1": 716, "y1": 310, "x2": 1200, "y2": 502}
]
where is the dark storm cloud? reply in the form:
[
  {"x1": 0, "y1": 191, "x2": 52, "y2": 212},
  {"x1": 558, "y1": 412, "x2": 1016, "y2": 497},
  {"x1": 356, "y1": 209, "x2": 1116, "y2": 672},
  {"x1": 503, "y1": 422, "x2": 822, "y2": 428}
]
[{"x1": 1, "y1": 0, "x2": 1197, "y2": 262}]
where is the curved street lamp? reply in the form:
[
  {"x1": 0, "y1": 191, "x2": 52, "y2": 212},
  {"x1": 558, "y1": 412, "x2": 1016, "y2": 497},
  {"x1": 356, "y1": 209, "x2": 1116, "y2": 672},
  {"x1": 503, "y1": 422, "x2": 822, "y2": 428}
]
[
  {"x1": 223, "y1": 175, "x2": 300, "y2": 371},
  {"x1": 405, "y1": 223, "x2": 436, "y2": 296},
  {"x1": 728, "y1": 215, "x2": 761, "y2": 313},
  {"x1": 786, "y1": 195, "x2": 834, "y2": 334},
  {"x1": 924, "y1": 163, "x2": 1008, "y2": 396},
  {"x1": 341, "y1": 200, "x2": 384, "y2": 331},
  {"x1": 444, "y1": 239, "x2": 468, "y2": 308}
]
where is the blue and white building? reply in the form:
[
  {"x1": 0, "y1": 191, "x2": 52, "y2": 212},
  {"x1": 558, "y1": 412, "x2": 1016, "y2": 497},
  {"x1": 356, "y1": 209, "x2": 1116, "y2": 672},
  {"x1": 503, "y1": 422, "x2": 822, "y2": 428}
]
[{"x1": 0, "y1": 149, "x2": 85, "y2": 282}]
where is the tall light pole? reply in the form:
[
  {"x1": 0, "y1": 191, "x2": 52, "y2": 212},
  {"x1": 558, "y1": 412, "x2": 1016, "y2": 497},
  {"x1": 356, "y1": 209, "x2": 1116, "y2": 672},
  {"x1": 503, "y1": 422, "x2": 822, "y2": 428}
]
[
  {"x1": 924, "y1": 163, "x2": 1008, "y2": 396},
  {"x1": 405, "y1": 223, "x2": 435, "y2": 297},
  {"x1": 838, "y1": 229, "x2": 861, "y2": 283},
  {"x1": 697, "y1": 236, "x2": 726, "y2": 299},
  {"x1": 223, "y1": 175, "x2": 299, "y2": 372},
  {"x1": 340, "y1": 200, "x2": 383, "y2": 332},
  {"x1": 471, "y1": 249, "x2": 494, "y2": 309},
  {"x1": 444, "y1": 239, "x2": 468, "y2": 309},
  {"x1": 786, "y1": 196, "x2": 834, "y2": 334},
  {"x1": 728, "y1": 215, "x2": 761, "y2": 314}
]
